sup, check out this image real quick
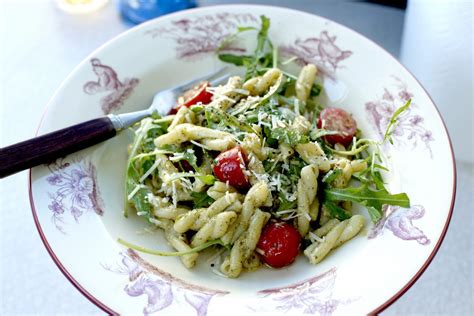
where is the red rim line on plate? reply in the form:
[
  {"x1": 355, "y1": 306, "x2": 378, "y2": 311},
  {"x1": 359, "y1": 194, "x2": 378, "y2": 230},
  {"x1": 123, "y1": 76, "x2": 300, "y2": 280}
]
[{"x1": 27, "y1": 4, "x2": 457, "y2": 315}]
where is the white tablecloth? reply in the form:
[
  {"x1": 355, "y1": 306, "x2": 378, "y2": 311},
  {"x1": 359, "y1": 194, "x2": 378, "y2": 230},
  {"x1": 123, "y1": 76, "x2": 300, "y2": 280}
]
[{"x1": 0, "y1": 1, "x2": 472, "y2": 315}]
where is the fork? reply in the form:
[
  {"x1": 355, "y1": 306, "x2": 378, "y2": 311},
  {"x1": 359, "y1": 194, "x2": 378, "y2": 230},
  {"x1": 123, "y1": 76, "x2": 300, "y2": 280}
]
[{"x1": 0, "y1": 68, "x2": 229, "y2": 178}]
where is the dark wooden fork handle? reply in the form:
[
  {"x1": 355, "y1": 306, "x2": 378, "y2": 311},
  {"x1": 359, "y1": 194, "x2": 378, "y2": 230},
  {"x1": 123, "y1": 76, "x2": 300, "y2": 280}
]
[{"x1": 0, "y1": 117, "x2": 116, "y2": 178}]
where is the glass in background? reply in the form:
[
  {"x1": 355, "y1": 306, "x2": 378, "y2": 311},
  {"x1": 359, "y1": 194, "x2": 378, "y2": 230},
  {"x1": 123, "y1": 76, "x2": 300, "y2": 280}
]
[
  {"x1": 56, "y1": 0, "x2": 109, "y2": 14},
  {"x1": 119, "y1": 0, "x2": 197, "y2": 25}
]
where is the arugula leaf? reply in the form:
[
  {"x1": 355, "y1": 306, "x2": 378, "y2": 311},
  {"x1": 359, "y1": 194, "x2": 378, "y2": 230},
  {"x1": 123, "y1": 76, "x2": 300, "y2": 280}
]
[
  {"x1": 129, "y1": 187, "x2": 153, "y2": 219},
  {"x1": 245, "y1": 15, "x2": 271, "y2": 80},
  {"x1": 309, "y1": 129, "x2": 340, "y2": 141},
  {"x1": 323, "y1": 185, "x2": 410, "y2": 223},
  {"x1": 170, "y1": 149, "x2": 199, "y2": 171},
  {"x1": 287, "y1": 157, "x2": 307, "y2": 183},
  {"x1": 277, "y1": 192, "x2": 297, "y2": 211},
  {"x1": 196, "y1": 174, "x2": 216, "y2": 185},
  {"x1": 216, "y1": 26, "x2": 256, "y2": 54},
  {"x1": 216, "y1": 15, "x2": 273, "y2": 79},
  {"x1": 118, "y1": 238, "x2": 225, "y2": 256},
  {"x1": 321, "y1": 168, "x2": 343, "y2": 184},
  {"x1": 384, "y1": 99, "x2": 411, "y2": 144},
  {"x1": 191, "y1": 191, "x2": 215, "y2": 208},
  {"x1": 366, "y1": 205, "x2": 383, "y2": 223},
  {"x1": 205, "y1": 107, "x2": 258, "y2": 134},
  {"x1": 218, "y1": 54, "x2": 253, "y2": 66},
  {"x1": 270, "y1": 128, "x2": 309, "y2": 145},
  {"x1": 323, "y1": 201, "x2": 351, "y2": 221},
  {"x1": 125, "y1": 163, "x2": 153, "y2": 220}
]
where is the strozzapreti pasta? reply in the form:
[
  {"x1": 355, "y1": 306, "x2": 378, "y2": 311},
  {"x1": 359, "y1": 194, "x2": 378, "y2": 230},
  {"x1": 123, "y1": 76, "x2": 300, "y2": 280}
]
[{"x1": 121, "y1": 16, "x2": 411, "y2": 278}]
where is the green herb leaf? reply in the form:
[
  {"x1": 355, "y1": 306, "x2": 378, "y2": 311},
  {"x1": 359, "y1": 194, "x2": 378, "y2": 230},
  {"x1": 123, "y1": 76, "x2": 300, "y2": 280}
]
[
  {"x1": 309, "y1": 129, "x2": 340, "y2": 141},
  {"x1": 205, "y1": 107, "x2": 258, "y2": 134},
  {"x1": 191, "y1": 191, "x2": 215, "y2": 208},
  {"x1": 128, "y1": 186, "x2": 153, "y2": 219},
  {"x1": 118, "y1": 238, "x2": 224, "y2": 256},
  {"x1": 218, "y1": 54, "x2": 253, "y2": 66},
  {"x1": 196, "y1": 174, "x2": 216, "y2": 185},
  {"x1": 323, "y1": 201, "x2": 351, "y2": 221},
  {"x1": 270, "y1": 128, "x2": 309, "y2": 145},
  {"x1": 245, "y1": 15, "x2": 271, "y2": 80},
  {"x1": 324, "y1": 184, "x2": 410, "y2": 223},
  {"x1": 321, "y1": 168, "x2": 343, "y2": 184},
  {"x1": 383, "y1": 99, "x2": 411, "y2": 144},
  {"x1": 277, "y1": 192, "x2": 297, "y2": 211}
]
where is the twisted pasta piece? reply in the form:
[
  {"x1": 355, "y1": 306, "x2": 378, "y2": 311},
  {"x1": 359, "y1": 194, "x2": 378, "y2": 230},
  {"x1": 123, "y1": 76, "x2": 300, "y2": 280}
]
[
  {"x1": 295, "y1": 142, "x2": 331, "y2": 172},
  {"x1": 220, "y1": 209, "x2": 270, "y2": 278},
  {"x1": 291, "y1": 115, "x2": 312, "y2": 135},
  {"x1": 296, "y1": 164, "x2": 319, "y2": 236},
  {"x1": 304, "y1": 215, "x2": 365, "y2": 264},
  {"x1": 154, "y1": 123, "x2": 236, "y2": 151},
  {"x1": 221, "y1": 181, "x2": 271, "y2": 245},
  {"x1": 173, "y1": 193, "x2": 239, "y2": 233},
  {"x1": 209, "y1": 76, "x2": 244, "y2": 111},
  {"x1": 332, "y1": 158, "x2": 368, "y2": 188},
  {"x1": 168, "y1": 106, "x2": 195, "y2": 130},
  {"x1": 207, "y1": 181, "x2": 237, "y2": 200},
  {"x1": 152, "y1": 204, "x2": 189, "y2": 220},
  {"x1": 295, "y1": 64, "x2": 318, "y2": 103},
  {"x1": 242, "y1": 133, "x2": 267, "y2": 161},
  {"x1": 158, "y1": 219, "x2": 198, "y2": 269},
  {"x1": 246, "y1": 153, "x2": 266, "y2": 186},
  {"x1": 243, "y1": 68, "x2": 282, "y2": 96},
  {"x1": 191, "y1": 211, "x2": 238, "y2": 247},
  {"x1": 314, "y1": 218, "x2": 340, "y2": 237}
]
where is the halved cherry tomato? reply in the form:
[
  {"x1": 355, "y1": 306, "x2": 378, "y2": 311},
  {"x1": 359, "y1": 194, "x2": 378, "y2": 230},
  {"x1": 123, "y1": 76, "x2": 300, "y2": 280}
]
[
  {"x1": 257, "y1": 220, "x2": 301, "y2": 268},
  {"x1": 169, "y1": 81, "x2": 213, "y2": 114},
  {"x1": 317, "y1": 107, "x2": 357, "y2": 147},
  {"x1": 213, "y1": 147, "x2": 249, "y2": 190}
]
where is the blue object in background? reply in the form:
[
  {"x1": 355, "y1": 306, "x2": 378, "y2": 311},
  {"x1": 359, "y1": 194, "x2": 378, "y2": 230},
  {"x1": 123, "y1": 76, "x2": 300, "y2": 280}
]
[{"x1": 120, "y1": 0, "x2": 197, "y2": 24}]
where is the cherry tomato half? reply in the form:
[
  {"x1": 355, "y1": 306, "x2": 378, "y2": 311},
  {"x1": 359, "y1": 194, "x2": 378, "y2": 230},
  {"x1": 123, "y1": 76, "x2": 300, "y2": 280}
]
[
  {"x1": 169, "y1": 81, "x2": 213, "y2": 114},
  {"x1": 317, "y1": 107, "x2": 357, "y2": 147},
  {"x1": 213, "y1": 147, "x2": 250, "y2": 190},
  {"x1": 257, "y1": 221, "x2": 301, "y2": 268}
]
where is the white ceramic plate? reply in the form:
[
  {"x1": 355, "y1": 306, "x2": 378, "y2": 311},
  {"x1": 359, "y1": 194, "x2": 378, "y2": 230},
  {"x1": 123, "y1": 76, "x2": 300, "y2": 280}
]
[{"x1": 29, "y1": 5, "x2": 456, "y2": 315}]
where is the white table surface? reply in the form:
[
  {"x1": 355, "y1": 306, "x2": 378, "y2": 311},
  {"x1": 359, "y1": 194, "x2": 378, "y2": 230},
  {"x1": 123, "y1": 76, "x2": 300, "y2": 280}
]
[{"x1": 0, "y1": 0, "x2": 472, "y2": 315}]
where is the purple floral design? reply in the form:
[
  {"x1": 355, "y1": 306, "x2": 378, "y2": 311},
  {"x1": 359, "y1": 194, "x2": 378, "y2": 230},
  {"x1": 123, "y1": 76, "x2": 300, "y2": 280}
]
[
  {"x1": 145, "y1": 13, "x2": 258, "y2": 60},
  {"x1": 280, "y1": 31, "x2": 353, "y2": 79},
  {"x1": 47, "y1": 158, "x2": 103, "y2": 234},
  {"x1": 251, "y1": 268, "x2": 356, "y2": 315},
  {"x1": 103, "y1": 249, "x2": 228, "y2": 315},
  {"x1": 83, "y1": 58, "x2": 139, "y2": 114},
  {"x1": 368, "y1": 205, "x2": 430, "y2": 245},
  {"x1": 365, "y1": 77, "x2": 434, "y2": 157}
]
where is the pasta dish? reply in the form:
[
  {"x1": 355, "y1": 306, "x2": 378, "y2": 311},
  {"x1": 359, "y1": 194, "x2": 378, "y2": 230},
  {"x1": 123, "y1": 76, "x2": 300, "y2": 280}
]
[{"x1": 121, "y1": 16, "x2": 410, "y2": 278}]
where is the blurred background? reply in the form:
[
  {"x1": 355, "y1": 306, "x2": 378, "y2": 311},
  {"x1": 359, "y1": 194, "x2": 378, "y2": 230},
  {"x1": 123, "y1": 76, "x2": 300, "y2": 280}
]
[{"x1": 0, "y1": 0, "x2": 472, "y2": 315}]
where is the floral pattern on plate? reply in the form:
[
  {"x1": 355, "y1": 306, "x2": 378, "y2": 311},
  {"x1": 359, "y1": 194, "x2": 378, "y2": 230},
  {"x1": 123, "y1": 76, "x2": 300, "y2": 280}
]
[
  {"x1": 103, "y1": 249, "x2": 229, "y2": 316},
  {"x1": 145, "y1": 13, "x2": 258, "y2": 60},
  {"x1": 365, "y1": 76, "x2": 434, "y2": 157},
  {"x1": 83, "y1": 58, "x2": 139, "y2": 114},
  {"x1": 46, "y1": 158, "x2": 103, "y2": 234},
  {"x1": 249, "y1": 268, "x2": 356, "y2": 315},
  {"x1": 280, "y1": 31, "x2": 353, "y2": 79},
  {"x1": 368, "y1": 205, "x2": 430, "y2": 245}
]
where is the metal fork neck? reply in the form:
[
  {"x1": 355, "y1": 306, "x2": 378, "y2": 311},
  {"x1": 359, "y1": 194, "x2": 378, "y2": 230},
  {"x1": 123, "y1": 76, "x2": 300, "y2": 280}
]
[{"x1": 107, "y1": 108, "x2": 152, "y2": 131}]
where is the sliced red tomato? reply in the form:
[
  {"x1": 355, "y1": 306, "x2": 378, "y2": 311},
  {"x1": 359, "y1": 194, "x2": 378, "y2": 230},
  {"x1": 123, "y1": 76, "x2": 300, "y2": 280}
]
[
  {"x1": 169, "y1": 81, "x2": 213, "y2": 114},
  {"x1": 212, "y1": 147, "x2": 249, "y2": 190},
  {"x1": 257, "y1": 221, "x2": 301, "y2": 268},
  {"x1": 317, "y1": 107, "x2": 357, "y2": 147}
]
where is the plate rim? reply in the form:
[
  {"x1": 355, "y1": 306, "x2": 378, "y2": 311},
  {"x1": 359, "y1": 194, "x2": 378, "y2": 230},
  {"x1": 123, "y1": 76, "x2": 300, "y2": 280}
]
[{"x1": 27, "y1": 3, "x2": 457, "y2": 314}]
